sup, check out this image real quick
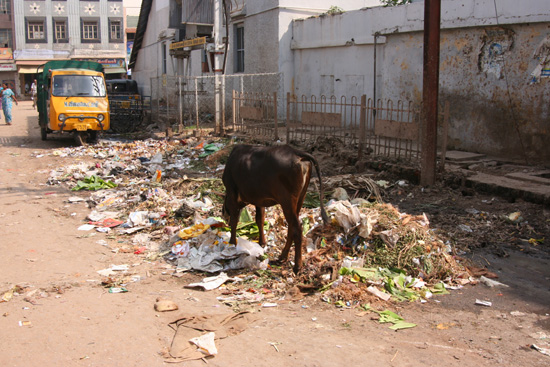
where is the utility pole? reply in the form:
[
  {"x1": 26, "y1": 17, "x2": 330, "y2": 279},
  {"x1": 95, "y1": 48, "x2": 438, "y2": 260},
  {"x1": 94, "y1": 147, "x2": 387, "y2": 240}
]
[{"x1": 420, "y1": 0, "x2": 441, "y2": 186}]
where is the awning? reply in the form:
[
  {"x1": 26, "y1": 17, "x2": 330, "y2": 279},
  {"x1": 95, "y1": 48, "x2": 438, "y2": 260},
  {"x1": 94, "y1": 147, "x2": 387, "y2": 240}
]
[
  {"x1": 104, "y1": 67, "x2": 127, "y2": 74},
  {"x1": 18, "y1": 66, "x2": 41, "y2": 74},
  {"x1": 15, "y1": 60, "x2": 49, "y2": 65}
]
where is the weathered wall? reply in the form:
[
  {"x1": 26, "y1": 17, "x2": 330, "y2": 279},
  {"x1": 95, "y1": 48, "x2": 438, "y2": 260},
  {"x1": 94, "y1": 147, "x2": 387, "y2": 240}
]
[
  {"x1": 132, "y1": 0, "x2": 204, "y2": 96},
  {"x1": 438, "y1": 24, "x2": 550, "y2": 162},
  {"x1": 132, "y1": 0, "x2": 171, "y2": 96},
  {"x1": 239, "y1": 7, "x2": 279, "y2": 74},
  {"x1": 291, "y1": 0, "x2": 550, "y2": 164},
  {"x1": 228, "y1": 0, "x2": 381, "y2": 89}
]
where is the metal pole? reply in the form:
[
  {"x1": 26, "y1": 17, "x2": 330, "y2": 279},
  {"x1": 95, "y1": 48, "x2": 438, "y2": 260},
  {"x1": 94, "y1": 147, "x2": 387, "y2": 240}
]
[
  {"x1": 222, "y1": 75, "x2": 226, "y2": 133},
  {"x1": 178, "y1": 75, "x2": 183, "y2": 132},
  {"x1": 420, "y1": 0, "x2": 441, "y2": 186},
  {"x1": 214, "y1": 0, "x2": 223, "y2": 134},
  {"x1": 373, "y1": 33, "x2": 378, "y2": 126},
  {"x1": 273, "y1": 91, "x2": 278, "y2": 140},
  {"x1": 195, "y1": 78, "x2": 199, "y2": 130}
]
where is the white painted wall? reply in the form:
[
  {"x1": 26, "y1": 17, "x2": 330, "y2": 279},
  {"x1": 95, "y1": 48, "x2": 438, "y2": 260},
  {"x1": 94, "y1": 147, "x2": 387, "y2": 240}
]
[
  {"x1": 124, "y1": 0, "x2": 142, "y2": 16},
  {"x1": 131, "y1": 0, "x2": 169, "y2": 96},
  {"x1": 290, "y1": 0, "x2": 550, "y2": 162},
  {"x1": 225, "y1": 0, "x2": 382, "y2": 102},
  {"x1": 292, "y1": 0, "x2": 550, "y2": 101}
]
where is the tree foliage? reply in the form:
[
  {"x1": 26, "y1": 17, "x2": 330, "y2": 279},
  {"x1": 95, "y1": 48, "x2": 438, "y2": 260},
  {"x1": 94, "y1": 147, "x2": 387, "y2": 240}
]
[
  {"x1": 326, "y1": 6, "x2": 345, "y2": 15},
  {"x1": 381, "y1": 0, "x2": 412, "y2": 6}
]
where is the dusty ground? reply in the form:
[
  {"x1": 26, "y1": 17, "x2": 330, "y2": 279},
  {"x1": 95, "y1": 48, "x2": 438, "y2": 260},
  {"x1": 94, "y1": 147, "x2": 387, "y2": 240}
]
[{"x1": 1, "y1": 101, "x2": 549, "y2": 367}]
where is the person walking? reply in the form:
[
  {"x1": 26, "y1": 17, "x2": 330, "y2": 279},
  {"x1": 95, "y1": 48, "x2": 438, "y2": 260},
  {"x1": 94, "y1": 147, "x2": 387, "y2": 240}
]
[
  {"x1": 2, "y1": 83, "x2": 18, "y2": 125},
  {"x1": 0, "y1": 85, "x2": 4, "y2": 122},
  {"x1": 30, "y1": 79, "x2": 37, "y2": 109}
]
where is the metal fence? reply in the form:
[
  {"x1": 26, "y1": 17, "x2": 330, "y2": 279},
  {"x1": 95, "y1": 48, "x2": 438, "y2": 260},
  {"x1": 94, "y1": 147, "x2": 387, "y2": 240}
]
[
  {"x1": 232, "y1": 90, "x2": 280, "y2": 140},
  {"x1": 148, "y1": 72, "x2": 449, "y2": 165},
  {"x1": 149, "y1": 73, "x2": 282, "y2": 132},
  {"x1": 363, "y1": 99, "x2": 421, "y2": 161},
  {"x1": 286, "y1": 94, "x2": 423, "y2": 162},
  {"x1": 286, "y1": 94, "x2": 365, "y2": 145}
]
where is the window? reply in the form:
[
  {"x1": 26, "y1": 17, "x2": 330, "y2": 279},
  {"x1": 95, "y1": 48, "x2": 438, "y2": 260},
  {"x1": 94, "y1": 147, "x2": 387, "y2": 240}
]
[
  {"x1": 0, "y1": 0, "x2": 11, "y2": 15},
  {"x1": 235, "y1": 24, "x2": 244, "y2": 73},
  {"x1": 53, "y1": 18, "x2": 68, "y2": 43},
  {"x1": 26, "y1": 18, "x2": 47, "y2": 43},
  {"x1": 109, "y1": 18, "x2": 123, "y2": 42},
  {"x1": 0, "y1": 28, "x2": 12, "y2": 48},
  {"x1": 52, "y1": 75, "x2": 106, "y2": 97},
  {"x1": 81, "y1": 19, "x2": 100, "y2": 43}
]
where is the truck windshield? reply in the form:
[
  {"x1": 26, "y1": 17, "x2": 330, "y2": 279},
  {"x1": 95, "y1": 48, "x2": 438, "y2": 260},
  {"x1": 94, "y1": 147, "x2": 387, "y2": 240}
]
[{"x1": 52, "y1": 75, "x2": 106, "y2": 97}]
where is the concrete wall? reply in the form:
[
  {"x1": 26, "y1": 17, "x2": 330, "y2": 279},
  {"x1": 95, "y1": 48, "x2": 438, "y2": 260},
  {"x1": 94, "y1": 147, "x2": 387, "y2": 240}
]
[
  {"x1": 291, "y1": 0, "x2": 550, "y2": 164},
  {"x1": 132, "y1": 0, "x2": 173, "y2": 96},
  {"x1": 225, "y1": 0, "x2": 381, "y2": 103},
  {"x1": 133, "y1": 0, "x2": 381, "y2": 94}
]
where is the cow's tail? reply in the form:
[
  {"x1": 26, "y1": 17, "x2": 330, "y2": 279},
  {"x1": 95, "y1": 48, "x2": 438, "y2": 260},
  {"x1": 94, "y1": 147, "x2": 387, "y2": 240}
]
[{"x1": 300, "y1": 152, "x2": 330, "y2": 225}]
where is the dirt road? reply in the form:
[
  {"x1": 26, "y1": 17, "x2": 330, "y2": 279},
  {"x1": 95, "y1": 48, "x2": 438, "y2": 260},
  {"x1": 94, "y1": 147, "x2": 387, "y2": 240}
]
[{"x1": 0, "y1": 101, "x2": 549, "y2": 366}]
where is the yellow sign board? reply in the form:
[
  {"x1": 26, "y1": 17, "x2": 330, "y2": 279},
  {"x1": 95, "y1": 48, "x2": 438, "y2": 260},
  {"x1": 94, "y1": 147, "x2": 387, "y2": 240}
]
[{"x1": 169, "y1": 37, "x2": 207, "y2": 51}]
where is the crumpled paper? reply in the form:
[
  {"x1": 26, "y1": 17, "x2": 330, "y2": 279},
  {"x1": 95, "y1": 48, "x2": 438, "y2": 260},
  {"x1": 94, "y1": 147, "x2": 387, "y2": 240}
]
[
  {"x1": 328, "y1": 200, "x2": 379, "y2": 238},
  {"x1": 174, "y1": 231, "x2": 266, "y2": 273},
  {"x1": 166, "y1": 312, "x2": 253, "y2": 362}
]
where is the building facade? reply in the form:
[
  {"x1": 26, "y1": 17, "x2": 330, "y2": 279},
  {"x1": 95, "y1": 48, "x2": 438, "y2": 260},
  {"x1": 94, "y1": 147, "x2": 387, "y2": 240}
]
[
  {"x1": 291, "y1": 0, "x2": 550, "y2": 163},
  {"x1": 129, "y1": 0, "x2": 549, "y2": 163},
  {"x1": 0, "y1": 0, "x2": 16, "y2": 94},
  {"x1": 129, "y1": 0, "x2": 380, "y2": 96},
  {"x1": 13, "y1": 0, "x2": 128, "y2": 96}
]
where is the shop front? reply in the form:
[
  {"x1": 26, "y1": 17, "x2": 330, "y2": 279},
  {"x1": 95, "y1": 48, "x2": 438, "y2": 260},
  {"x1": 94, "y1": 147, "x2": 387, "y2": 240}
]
[
  {"x1": 0, "y1": 48, "x2": 17, "y2": 96},
  {"x1": 74, "y1": 58, "x2": 127, "y2": 80},
  {"x1": 15, "y1": 60, "x2": 46, "y2": 98}
]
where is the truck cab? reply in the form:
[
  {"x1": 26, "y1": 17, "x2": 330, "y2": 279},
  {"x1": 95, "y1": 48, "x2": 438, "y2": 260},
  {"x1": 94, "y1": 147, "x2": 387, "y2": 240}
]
[{"x1": 37, "y1": 61, "x2": 110, "y2": 145}]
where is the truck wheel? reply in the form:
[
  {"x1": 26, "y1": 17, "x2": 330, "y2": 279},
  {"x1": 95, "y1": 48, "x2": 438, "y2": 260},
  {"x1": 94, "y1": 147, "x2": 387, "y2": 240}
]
[
  {"x1": 74, "y1": 131, "x2": 87, "y2": 146},
  {"x1": 89, "y1": 131, "x2": 98, "y2": 144},
  {"x1": 41, "y1": 126, "x2": 47, "y2": 141}
]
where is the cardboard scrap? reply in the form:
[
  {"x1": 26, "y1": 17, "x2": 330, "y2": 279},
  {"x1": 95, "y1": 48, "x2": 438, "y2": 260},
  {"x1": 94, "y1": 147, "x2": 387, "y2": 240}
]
[
  {"x1": 185, "y1": 272, "x2": 238, "y2": 291},
  {"x1": 166, "y1": 312, "x2": 254, "y2": 362}
]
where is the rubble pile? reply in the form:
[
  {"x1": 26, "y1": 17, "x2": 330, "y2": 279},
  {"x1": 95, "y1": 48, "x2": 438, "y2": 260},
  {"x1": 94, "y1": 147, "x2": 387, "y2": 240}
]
[{"x1": 38, "y1": 136, "x2": 471, "y2": 306}]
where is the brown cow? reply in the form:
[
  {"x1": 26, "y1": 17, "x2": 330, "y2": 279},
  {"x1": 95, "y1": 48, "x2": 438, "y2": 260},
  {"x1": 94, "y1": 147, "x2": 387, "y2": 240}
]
[{"x1": 222, "y1": 144, "x2": 329, "y2": 273}]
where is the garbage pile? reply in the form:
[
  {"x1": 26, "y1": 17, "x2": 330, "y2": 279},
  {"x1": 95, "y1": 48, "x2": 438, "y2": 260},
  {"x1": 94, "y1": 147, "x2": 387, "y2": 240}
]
[{"x1": 40, "y1": 136, "x2": 471, "y2": 306}]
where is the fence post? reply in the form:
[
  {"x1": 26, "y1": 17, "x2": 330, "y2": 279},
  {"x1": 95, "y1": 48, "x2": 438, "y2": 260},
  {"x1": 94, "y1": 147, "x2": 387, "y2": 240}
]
[
  {"x1": 222, "y1": 75, "x2": 226, "y2": 134},
  {"x1": 273, "y1": 92, "x2": 278, "y2": 140},
  {"x1": 164, "y1": 75, "x2": 168, "y2": 130},
  {"x1": 195, "y1": 78, "x2": 199, "y2": 131},
  {"x1": 157, "y1": 77, "x2": 161, "y2": 127},
  {"x1": 178, "y1": 75, "x2": 183, "y2": 133},
  {"x1": 286, "y1": 92, "x2": 290, "y2": 143},
  {"x1": 150, "y1": 78, "x2": 154, "y2": 125},
  {"x1": 232, "y1": 89, "x2": 236, "y2": 132},
  {"x1": 358, "y1": 94, "x2": 367, "y2": 160},
  {"x1": 215, "y1": 73, "x2": 221, "y2": 135}
]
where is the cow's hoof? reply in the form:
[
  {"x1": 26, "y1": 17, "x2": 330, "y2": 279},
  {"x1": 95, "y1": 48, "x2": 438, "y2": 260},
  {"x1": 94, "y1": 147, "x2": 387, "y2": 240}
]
[
  {"x1": 292, "y1": 265, "x2": 302, "y2": 274},
  {"x1": 271, "y1": 258, "x2": 284, "y2": 267}
]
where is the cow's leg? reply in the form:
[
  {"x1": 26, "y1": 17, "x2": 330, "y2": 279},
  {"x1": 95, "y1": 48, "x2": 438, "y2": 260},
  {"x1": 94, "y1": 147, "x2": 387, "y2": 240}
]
[
  {"x1": 278, "y1": 202, "x2": 303, "y2": 273},
  {"x1": 226, "y1": 195, "x2": 242, "y2": 245},
  {"x1": 228, "y1": 207, "x2": 241, "y2": 245},
  {"x1": 255, "y1": 206, "x2": 266, "y2": 246}
]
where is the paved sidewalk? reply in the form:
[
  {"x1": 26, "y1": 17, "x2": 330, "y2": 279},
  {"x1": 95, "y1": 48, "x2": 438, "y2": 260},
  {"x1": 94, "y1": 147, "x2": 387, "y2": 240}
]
[{"x1": 445, "y1": 150, "x2": 550, "y2": 206}]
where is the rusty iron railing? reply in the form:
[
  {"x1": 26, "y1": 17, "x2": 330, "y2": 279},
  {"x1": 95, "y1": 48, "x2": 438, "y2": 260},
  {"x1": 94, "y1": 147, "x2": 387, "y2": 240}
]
[
  {"x1": 231, "y1": 90, "x2": 279, "y2": 140},
  {"x1": 286, "y1": 93, "x2": 423, "y2": 162}
]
